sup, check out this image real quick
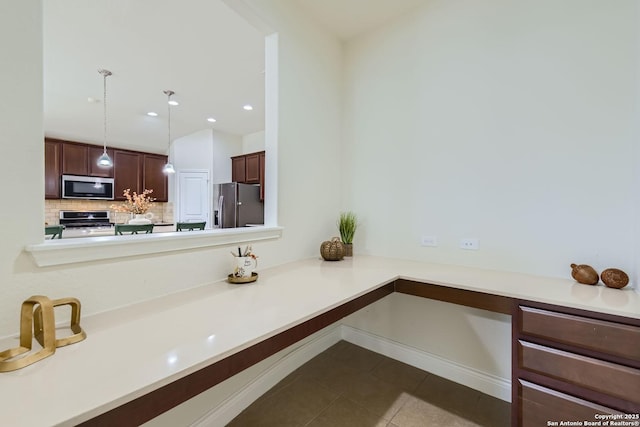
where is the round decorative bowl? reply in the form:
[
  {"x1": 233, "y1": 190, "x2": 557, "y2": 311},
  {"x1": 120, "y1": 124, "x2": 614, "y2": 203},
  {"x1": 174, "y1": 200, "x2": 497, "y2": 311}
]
[{"x1": 227, "y1": 272, "x2": 258, "y2": 284}]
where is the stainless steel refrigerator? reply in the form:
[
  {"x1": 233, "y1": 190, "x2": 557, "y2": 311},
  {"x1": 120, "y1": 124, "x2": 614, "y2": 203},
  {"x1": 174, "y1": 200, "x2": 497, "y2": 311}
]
[{"x1": 217, "y1": 182, "x2": 264, "y2": 228}]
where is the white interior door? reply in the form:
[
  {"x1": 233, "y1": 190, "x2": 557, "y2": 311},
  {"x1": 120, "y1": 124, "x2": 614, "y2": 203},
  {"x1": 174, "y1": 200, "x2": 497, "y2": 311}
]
[{"x1": 177, "y1": 170, "x2": 210, "y2": 226}]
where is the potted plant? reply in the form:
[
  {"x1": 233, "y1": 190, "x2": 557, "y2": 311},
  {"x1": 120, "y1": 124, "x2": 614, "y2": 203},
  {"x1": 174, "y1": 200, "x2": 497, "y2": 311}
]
[{"x1": 338, "y1": 211, "x2": 357, "y2": 257}]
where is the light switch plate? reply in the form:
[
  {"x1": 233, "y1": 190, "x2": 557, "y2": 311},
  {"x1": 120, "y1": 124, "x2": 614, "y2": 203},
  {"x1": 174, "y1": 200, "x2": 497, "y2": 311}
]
[{"x1": 421, "y1": 236, "x2": 438, "y2": 247}]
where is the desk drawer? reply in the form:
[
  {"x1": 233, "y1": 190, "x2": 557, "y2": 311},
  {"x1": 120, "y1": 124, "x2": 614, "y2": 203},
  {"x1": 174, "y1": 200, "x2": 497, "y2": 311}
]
[
  {"x1": 519, "y1": 379, "x2": 621, "y2": 427},
  {"x1": 519, "y1": 341, "x2": 640, "y2": 404},
  {"x1": 519, "y1": 306, "x2": 640, "y2": 362}
]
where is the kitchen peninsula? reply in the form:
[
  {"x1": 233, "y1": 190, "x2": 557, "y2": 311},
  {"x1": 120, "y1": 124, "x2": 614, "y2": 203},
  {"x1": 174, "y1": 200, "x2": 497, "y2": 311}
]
[{"x1": 0, "y1": 256, "x2": 638, "y2": 426}]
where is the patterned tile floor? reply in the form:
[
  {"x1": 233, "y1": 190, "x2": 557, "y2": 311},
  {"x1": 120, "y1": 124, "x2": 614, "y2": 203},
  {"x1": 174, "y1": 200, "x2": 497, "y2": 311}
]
[{"x1": 227, "y1": 341, "x2": 510, "y2": 426}]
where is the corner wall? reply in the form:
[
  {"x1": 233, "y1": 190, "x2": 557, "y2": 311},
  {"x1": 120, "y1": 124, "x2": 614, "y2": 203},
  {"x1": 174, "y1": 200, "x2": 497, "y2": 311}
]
[
  {"x1": 341, "y1": 0, "x2": 639, "y2": 394},
  {"x1": 343, "y1": 0, "x2": 638, "y2": 281}
]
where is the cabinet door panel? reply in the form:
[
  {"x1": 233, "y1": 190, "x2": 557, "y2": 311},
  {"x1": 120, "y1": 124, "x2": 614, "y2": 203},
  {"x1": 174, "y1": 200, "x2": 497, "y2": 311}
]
[
  {"x1": 518, "y1": 380, "x2": 622, "y2": 427},
  {"x1": 45, "y1": 140, "x2": 61, "y2": 199},
  {"x1": 519, "y1": 341, "x2": 640, "y2": 404},
  {"x1": 114, "y1": 151, "x2": 142, "y2": 200},
  {"x1": 61, "y1": 143, "x2": 88, "y2": 175},
  {"x1": 88, "y1": 146, "x2": 114, "y2": 178},
  {"x1": 245, "y1": 153, "x2": 260, "y2": 183},
  {"x1": 143, "y1": 154, "x2": 168, "y2": 202},
  {"x1": 232, "y1": 156, "x2": 246, "y2": 183}
]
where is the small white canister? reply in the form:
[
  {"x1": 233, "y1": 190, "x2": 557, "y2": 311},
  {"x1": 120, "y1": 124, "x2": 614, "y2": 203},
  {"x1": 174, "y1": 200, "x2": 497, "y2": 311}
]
[{"x1": 234, "y1": 256, "x2": 257, "y2": 278}]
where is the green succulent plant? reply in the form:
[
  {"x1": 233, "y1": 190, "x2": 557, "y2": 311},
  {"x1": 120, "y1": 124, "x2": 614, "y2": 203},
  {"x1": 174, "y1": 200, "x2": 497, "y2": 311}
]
[{"x1": 338, "y1": 212, "x2": 357, "y2": 244}]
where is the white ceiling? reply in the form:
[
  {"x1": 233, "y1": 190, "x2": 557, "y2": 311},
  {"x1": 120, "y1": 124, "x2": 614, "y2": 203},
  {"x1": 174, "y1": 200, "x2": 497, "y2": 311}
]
[
  {"x1": 44, "y1": 0, "x2": 266, "y2": 154},
  {"x1": 43, "y1": 0, "x2": 423, "y2": 154},
  {"x1": 294, "y1": 0, "x2": 426, "y2": 40}
]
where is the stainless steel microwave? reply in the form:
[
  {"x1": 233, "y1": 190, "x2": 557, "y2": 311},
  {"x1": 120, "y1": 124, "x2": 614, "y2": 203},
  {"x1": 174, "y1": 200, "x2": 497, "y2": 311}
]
[{"x1": 61, "y1": 175, "x2": 115, "y2": 200}]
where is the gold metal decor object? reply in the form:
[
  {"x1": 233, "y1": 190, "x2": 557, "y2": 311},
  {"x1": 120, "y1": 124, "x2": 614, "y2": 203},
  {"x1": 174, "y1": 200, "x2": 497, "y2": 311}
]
[
  {"x1": 0, "y1": 295, "x2": 56, "y2": 372},
  {"x1": 34, "y1": 297, "x2": 87, "y2": 348},
  {"x1": 227, "y1": 272, "x2": 259, "y2": 284}
]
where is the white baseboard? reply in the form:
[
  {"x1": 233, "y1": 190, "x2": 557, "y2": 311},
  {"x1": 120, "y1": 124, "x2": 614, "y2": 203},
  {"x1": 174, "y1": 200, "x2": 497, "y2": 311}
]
[
  {"x1": 191, "y1": 326, "x2": 342, "y2": 427},
  {"x1": 191, "y1": 323, "x2": 511, "y2": 426},
  {"x1": 340, "y1": 325, "x2": 511, "y2": 402}
]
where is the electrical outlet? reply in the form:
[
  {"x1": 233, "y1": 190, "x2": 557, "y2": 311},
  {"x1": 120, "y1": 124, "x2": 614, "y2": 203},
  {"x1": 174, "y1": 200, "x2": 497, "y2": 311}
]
[
  {"x1": 421, "y1": 235, "x2": 438, "y2": 247},
  {"x1": 460, "y1": 238, "x2": 479, "y2": 250}
]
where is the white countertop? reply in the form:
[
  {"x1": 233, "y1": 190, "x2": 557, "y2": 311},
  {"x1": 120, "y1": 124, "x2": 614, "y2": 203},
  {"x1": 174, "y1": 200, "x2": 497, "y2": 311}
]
[
  {"x1": 60, "y1": 225, "x2": 175, "y2": 238},
  {"x1": 0, "y1": 256, "x2": 638, "y2": 426}
]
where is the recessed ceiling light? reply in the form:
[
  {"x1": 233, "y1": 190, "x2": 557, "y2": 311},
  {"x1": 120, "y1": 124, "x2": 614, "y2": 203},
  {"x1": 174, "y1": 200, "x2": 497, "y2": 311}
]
[
  {"x1": 147, "y1": 112, "x2": 158, "y2": 117},
  {"x1": 243, "y1": 104, "x2": 253, "y2": 111},
  {"x1": 168, "y1": 100, "x2": 179, "y2": 106},
  {"x1": 207, "y1": 117, "x2": 217, "y2": 123}
]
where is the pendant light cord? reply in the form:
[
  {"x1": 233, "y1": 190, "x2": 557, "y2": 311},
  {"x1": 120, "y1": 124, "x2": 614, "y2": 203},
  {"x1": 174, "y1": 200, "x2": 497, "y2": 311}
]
[
  {"x1": 99, "y1": 69, "x2": 112, "y2": 155},
  {"x1": 167, "y1": 93, "x2": 171, "y2": 152},
  {"x1": 163, "y1": 90, "x2": 175, "y2": 155},
  {"x1": 103, "y1": 72, "x2": 107, "y2": 153}
]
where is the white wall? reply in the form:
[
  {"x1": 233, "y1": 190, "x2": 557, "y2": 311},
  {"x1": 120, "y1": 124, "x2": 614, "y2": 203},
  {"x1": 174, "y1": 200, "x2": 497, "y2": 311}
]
[
  {"x1": 0, "y1": 0, "x2": 343, "y2": 342},
  {"x1": 343, "y1": 0, "x2": 638, "y2": 280},
  {"x1": 242, "y1": 130, "x2": 265, "y2": 153},
  {"x1": 173, "y1": 128, "x2": 244, "y2": 216},
  {"x1": 341, "y1": 0, "x2": 639, "y2": 392}
]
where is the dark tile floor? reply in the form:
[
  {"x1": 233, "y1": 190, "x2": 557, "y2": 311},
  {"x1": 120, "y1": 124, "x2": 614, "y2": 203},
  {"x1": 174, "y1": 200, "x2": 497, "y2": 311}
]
[{"x1": 227, "y1": 341, "x2": 510, "y2": 427}]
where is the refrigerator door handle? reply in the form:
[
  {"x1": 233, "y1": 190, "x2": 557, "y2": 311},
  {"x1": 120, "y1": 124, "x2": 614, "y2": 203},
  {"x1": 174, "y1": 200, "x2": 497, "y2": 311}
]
[{"x1": 218, "y1": 195, "x2": 224, "y2": 228}]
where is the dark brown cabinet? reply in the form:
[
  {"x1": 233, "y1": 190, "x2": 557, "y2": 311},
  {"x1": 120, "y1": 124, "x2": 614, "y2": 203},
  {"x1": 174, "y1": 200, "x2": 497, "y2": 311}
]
[
  {"x1": 113, "y1": 151, "x2": 168, "y2": 201},
  {"x1": 45, "y1": 138, "x2": 167, "y2": 202},
  {"x1": 143, "y1": 154, "x2": 168, "y2": 202},
  {"x1": 245, "y1": 153, "x2": 260, "y2": 183},
  {"x1": 59, "y1": 141, "x2": 114, "y2": 178},
  {"x1": 113, "y1": 150, "x2": 142, "y2": 200},
  {"x1": 61, "y1": 142, "x2": 89, "y2": 176},
  {"x1": 88, "y1": 145, "x2": 114, "y2": 178},
  {"x1": 231, "y1": 150, "x2": 265, "y2": 200},
  {"x1": 231, "y1": 156, "x2": 246, "y2": 183},
  {"x1": 44, "y1": 139, "x2": 61, "y2": 199},
  {"x1": 513, "y1": 303, "x2": 640, "y2": 426}
]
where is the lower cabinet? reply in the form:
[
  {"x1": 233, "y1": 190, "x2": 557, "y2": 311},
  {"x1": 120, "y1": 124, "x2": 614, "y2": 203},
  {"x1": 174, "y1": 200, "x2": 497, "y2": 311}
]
[
  {"x1": 513, "y1": 303, "x2": 640, "y2": 426},
  {"x1": 518, "y1": 380, "x2": 623, "y2": 425}
]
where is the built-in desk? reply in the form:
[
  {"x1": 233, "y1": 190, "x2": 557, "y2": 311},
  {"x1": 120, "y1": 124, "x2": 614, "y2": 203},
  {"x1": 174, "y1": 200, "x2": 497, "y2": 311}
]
[{"x1": 0, "y1": 256, "x2": 638, "y2": 426}]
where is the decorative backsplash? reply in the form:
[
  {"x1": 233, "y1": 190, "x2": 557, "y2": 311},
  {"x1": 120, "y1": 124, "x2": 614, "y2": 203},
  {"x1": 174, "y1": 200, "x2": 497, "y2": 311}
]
[{"x1": 45, "y1": 200, "x2": 173, "y2": 225}]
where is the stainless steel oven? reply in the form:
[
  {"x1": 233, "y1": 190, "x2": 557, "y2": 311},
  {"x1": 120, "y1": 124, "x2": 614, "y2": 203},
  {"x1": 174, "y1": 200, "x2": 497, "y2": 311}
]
[{"x1": 61, "y1": 175, "x2": 114, "y2": 200}]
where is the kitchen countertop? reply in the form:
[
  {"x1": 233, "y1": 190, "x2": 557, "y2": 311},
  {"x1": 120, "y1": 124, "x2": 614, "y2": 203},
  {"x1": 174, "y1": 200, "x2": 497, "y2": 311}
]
[
  {"x1": 60, "y1": 224, "x2": 175, "y2": 238},
  {"x1": 0, "y1": 256, "x2": 638, "y2": 426}
]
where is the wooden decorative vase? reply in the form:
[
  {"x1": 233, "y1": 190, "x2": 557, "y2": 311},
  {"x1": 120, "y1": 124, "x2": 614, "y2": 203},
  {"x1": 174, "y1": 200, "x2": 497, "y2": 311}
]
[{"x1": 320, "y1": 237, "x2": 345, "y2": 261}]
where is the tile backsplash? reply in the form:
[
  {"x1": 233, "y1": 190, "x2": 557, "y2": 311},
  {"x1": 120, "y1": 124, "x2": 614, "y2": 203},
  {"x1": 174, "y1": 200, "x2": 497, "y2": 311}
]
[{"x1": 45, "y1": 200, "x2": 173, "y2": 225}]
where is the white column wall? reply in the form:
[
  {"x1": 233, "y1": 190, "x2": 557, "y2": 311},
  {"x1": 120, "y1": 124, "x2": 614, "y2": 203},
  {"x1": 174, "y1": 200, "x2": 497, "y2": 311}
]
[{"x1": 0, "y1": 0, "x2": 343, "y2": 343}]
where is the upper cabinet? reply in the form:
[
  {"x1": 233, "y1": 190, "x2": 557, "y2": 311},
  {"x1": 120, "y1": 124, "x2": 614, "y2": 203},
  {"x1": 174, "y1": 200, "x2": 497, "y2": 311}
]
[
  {"x1": 231, "y1": 151, "x2": 265, "y2": 201},
  {"x1": 113, "y1": 150, "x2": 142, "y2": 200},
  {"x1": 44, "y1": 139, "x2": 61, "y2": 199},
  {"x1": 88, "y1": 146, "x2": 114, "y2": 178},
  {"x1": 59, "y1": 140, "x2": 114, "y2": 178},
  {"x1": 142, "y1": 154, "x2": 169, "y2": 202},
  {"x1": 45, "y1": 138, "x2": 168, "y2": 202},
  {"x1": 231, "y1": 156, "x2": 246, "y2": 183},
  {"x1": 245, "y1": 152, "x2": 260, "y2": 183},
  {"x1": 113, "y1": 151, "x2": 168, "y2": 202}
]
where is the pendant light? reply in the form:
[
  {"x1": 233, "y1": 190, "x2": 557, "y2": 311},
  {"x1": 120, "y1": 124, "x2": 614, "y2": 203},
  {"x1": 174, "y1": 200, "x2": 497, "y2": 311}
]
[
  {"x1": 97, "y1": 69, "x2": 114, "y2": 168},
  {"x1": 162, "y1": 90, "x2": 176, "y2": 174}
]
